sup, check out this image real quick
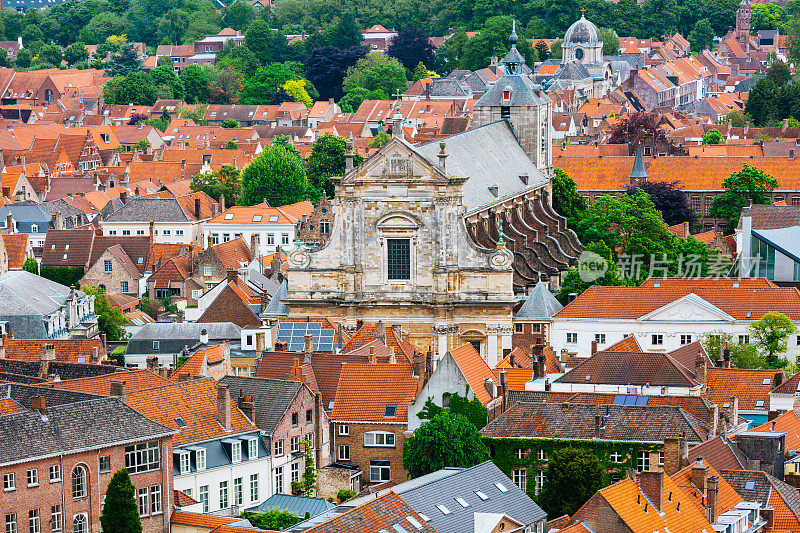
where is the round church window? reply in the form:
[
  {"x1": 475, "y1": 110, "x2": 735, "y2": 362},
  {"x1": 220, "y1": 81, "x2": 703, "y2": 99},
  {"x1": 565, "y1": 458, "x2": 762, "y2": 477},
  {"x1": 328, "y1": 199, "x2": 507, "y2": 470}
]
[{"x1": 575, "y1": 48, "x2": 584, "y2": 60}]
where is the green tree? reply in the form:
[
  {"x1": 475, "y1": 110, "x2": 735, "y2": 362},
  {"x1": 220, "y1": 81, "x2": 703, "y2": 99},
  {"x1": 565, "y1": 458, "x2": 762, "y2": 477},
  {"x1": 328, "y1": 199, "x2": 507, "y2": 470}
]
[
  {"x1": 100, "y1": 469, "x2": 141, "y2": 533},
  {"x1": 749, "y1": 312, "x2": 798, "y2": 368},
  {"x1": 245, "y1": 20, "x2": 290, "y2": 65},
  {"x1": 291, "y1": 440, "x2": 317, "y2": 495},
  {"x1": 709, "y1": 164, "x2": 779, "y2": 233},
  {"x1": 411, "y1": 62, "x2": 429, "y2": 82},
  {"x1": 745, "y1": 78, "x2": 780, "y2": 126},
  {"x1": 221, "y1": 118, "x2": 239, "y2": 128},
  {"x1": 217, "y1": 41, "x2": 261, "y2": 78},
  {"x1": 766, "y1": 60, "x2": 791, "y2": 87},
  {"x1": 22, "y1": 257, "x2": 38, "y2": 275},
  {"x1": 402, "y1": 411, "x2": 490, "y2": 479},
  {"x1": 110, "y1": 346, "x2": 126, "y2": 366},
  {"x1": 557, "y1": 241, "x2": 633, "y2": 304},
  {"x1": 688, "y1": 18, "x2": 715, "y2": 52},
  {"x1": 551, "y1": 169, "x2": 587, "y2": 233},
  {"x1": 224, "y1": 1, "x2": 255, "y2": 31},
  {"x1": 700, "y1": 331, "x2": 766, "y2": 368},
  {"x1": 702, "y1": 128, "x2": 723, "y2": 145},
  {"x1": 307, "y1": 133, "x2": 363, "y2": 199},
  {"x1": 239, "y1": 62, "x2": 305, "y2": 104},
  {"x1": 80, "y1": 12, "x2": 125, "y2": 44},
  {"x1": 83, "y1": 286, "x2": 128, "y2": 341},
  {"x1": 103, "y1": 71, "x2": 157, "y2": 106},
  {"x1": 150, "y1": 65, "x2": 185, "y2": 101},
  {"x1": 64, "y1": 42, "x2": 89, "y2": 66},
  {"x1": 536, "y1": 447, "x2": 604, "y2": 518},
  {"x1": 600, "y1": 27, "x2": 620, "y2": 55},
  {"x1": 550, "y1": 39, "x2": 563, "y2": 60},
  {"x1": 338, "y1": 87, "x2": 389, "y2": 113},
  {"x1": 110, "y1": 43, "x2": 142, "y2": 76},
  {"x1": 39, "y1": 43, "x2": 63, "y2": 66},
  {"x1": 191, "y1": 165, "x2": 241, "y2": 207},
  {"x1": 209, "y1": 66, "x2": 243, "y2": 104},
  {"x1": 225, "y1": 140, "x2": 239, "y2": 150},
  {"x1": 342, "y1": 52, "x2": 408, "y2": 99},
  {"x1": 417, "y1": 390, "x2": 489, "y2": 429},
  {"x1": 241, "y1": 510, "x2": 303, "y2": 529},
  {"x1": 240, "y1": 143, "x2": 310, "y2": 206},
  {"x1": 368, "y1": 131, "x2": 391, "y2": 148},
  {"x1": 179, "y1": 64, "x2": 214, "y2": 104},
  {"x1": 787, "y1": 17, "x2": 800, "y2": 65},
  {"x1": 14, "y1": 48, "x2": 31, "y2": 69}
]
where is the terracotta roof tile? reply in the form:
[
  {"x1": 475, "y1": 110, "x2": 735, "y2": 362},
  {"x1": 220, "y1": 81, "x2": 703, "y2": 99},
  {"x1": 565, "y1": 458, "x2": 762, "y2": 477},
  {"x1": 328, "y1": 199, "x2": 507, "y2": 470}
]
[
  {"x1": 330, "y1": 363, "x2": 417, "y2": 422},
  {"x1": 752, "y1": 410, "x2": 800, "y2": 450},
  {"x1": 686, "y1": 436, "x2": 745, "y2": 472},
  {"x1": 0, "y1": 397, "x2": 19, "y2": 415},
  {"x1": 672, "y1": 459, "x2": 743, "y2": 516},
  {"x1": 173, "y1": 490, "x2": 198, "y2": 507},
  {"x1": 126, "y1": 378, "x2": 257, "y2": 446},
  {"x1": 3, "y1": 339, "x2": 106, "y2": 363},
  {"x1": 449, "y1": 343, "x2": 497, "y2": 404},
  {"x1": 602, "y1": 335, "x2": 642, "y2": 352},
  {"x1": 2, "y1": 233, "x2": 28, "y2": 268},
  {"x1": 493, "y1": 367, "x2": 533, "y2": 390},
  {"x1": 211, "y1": 237, "x2": 253, "y2": 270},
  {"x1": 170, "y1": 512, "x2": 239, "y2": 528},
  {"x1": 304, "y1": 492, "x2": 436, "y2": 533},
  {"x1": 704, "y1": 367, "x2": 783, "y2": 411},
  {"x1": 35, "y1": 369, "x2": 168, "y2": 395},
  {"x1": 341, "y1": 324, "x2": 416, "y2": 364}
]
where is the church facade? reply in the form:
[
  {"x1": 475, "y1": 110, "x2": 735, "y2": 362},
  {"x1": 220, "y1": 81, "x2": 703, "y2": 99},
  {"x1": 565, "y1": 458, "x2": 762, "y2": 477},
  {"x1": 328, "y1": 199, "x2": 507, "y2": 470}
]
[{"x1": 282, "y1": 32, "x2": 581, "y2": 366}]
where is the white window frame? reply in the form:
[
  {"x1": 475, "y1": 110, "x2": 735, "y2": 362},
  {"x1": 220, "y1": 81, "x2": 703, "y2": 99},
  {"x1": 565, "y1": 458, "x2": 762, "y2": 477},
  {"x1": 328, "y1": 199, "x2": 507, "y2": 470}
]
[
  {"x1": 512, "y1": 469, "x2": 526, "y2": 492},
  {"x1": 364, "y1": 431, "x2": 395, "y2": 447},
  {"x1": 249, "y1": 474, "x2": 258, "y2": 502},
  {"x1": 566, "y1": 332, "x2": 577, "y2": 344},
  {"x1": 680, "y1": 334, "x2": 692, "y2": 345},
  {"x1": 594, "y1": 333, "x2": 605, "y2": 344},
  {"x1": 248, "y1": 438, "x2": 258, "y2": 459},
  {"x1": 27, "y1": 469, "x2": 38, "y2": 487},
  {"x1": 199, "y1": 486, "x2": 209, "y2": 513},
  {"x1": 219, "y1": 481, "x2": 228, "y2": 509},
  {"x1": 338, "y1": 445, "x2": 350, "y2": 461},
  {"x1": 369, "y1": 460, "x2": 390, "y2": 483},
  {"x1": 49, "y1": 465, "x2": 60, "y2": 482},
  {"x1": 651, "y1": 334, "x2": 663, "y2": 346},
  {"x1": 274, "y1": 440, "x2": 283, "y2": 456},
  {"x1": 150, "y1": 485, "x2": 162, "y2": 515},
  {"x1": 535, "y1": 471, "x2": 546, "y2": 494},
  {"x1": 291, "y1": 436, "x2": 300, "y2": 453},
  {"x1": 196, "y1": 449, "x2": 206, "y2": 471},
  {"x1": 233, "y1": 477, "x2": 243, "y2": 506},
  {"x1": 28, "y1": 510, "x2": 39, "y2": 533},
  {"x1": 203, "y1": 266, "x2": 213, "y2": 277},
  {"x1": 179, "y1": 452, "x2": 190, "y2": 474},
  {"x1": 49, "y1": 506, "x2": 61, "y2": 533},
  {"x1": 637, "y1": 451, "x2": 650, "y2": 472},
  {"x1": 3, "y1": 473, "x2": 13, "y2": 491},
  {"x1": 138, "y1": 487, "x2": 149, "y2": 516},
  {"x1": 275, "y1": 467, "x2": 283, "y2": 494},
  {"x1": 610, "y1": 451, "x2": 623, "y2": 463},
  {"x1": 291, "y1": 462, "x2": 299, "y2": 482},
  {"x1": 338, "y1": 424, "x2": 349, "y2": 436},
  {"x1": 5, "y1": 514, "x2": 16, "y2": 533},
  {"x1": 72, "y1": 515, "x2": 87, "y2": 533},
  {"x1": 71, "y1": 467, "x2": 86, "y2": 499},
  {"x1": 231, "y1": 441, "x2": 242, "y2": 463}
]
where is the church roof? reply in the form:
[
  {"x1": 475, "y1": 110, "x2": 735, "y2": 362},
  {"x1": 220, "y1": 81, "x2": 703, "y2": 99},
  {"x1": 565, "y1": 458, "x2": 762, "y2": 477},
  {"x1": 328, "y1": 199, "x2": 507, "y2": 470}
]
[
  {"x1": 564, "y1": 15, "x2": 603, "y2": 46},
  {"x1": 473, "y1": 71, "x2": 550, "y2": 108},
  {"x1": 260, "y1": 279, "x2": 288, "y2": 317},
  {"x1": 630, "y1": 144, "x2": 648, "y2": 179},
  {"x1": 417, "y1": 121, "x2": 548, "y2": 214},
  {"x1": 555, "y1": 62, "x2": 592, "y2": 81}
]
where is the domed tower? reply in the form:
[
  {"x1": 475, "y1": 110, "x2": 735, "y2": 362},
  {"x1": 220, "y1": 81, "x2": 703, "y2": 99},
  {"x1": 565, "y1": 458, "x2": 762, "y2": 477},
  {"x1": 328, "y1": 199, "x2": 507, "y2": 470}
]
[
  {"x1": 562, "y1": 13, "x2": 603, "y2": 65},
  {"x1": 473, "y1": 22, "x2": 552, "y2": 173}
]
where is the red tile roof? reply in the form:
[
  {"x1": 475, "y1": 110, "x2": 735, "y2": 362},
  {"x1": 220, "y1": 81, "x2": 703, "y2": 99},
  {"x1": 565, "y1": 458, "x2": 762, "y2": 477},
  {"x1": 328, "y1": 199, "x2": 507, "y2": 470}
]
[
  {"x1": 2, "y1": 233, "x2": 28, "y2": 268},
  {"x1": 0, "y1": 397, "x2": 19, "y2": 415},
  {"x1": 3, "y1": 339, "x2": 106, "y2": 363},
  {"x1": 449, "y1": 343, "x2": 497, "y2": 404},
  {"x1": 686, "y1": 436, "x2": 745, "y2": 472},
  {"x1": 170, "y1": 512, "x2": 239, "y2": 529},
  {"x1": 35, "y1": 369, "x2": 168, "y2": 395},
  {"x1": 704, "y1": 367, "x2": 783, "y2": 411},
  {"x1": 304, "y1": 492, "x2": 436, "y2": 533},
  {"x1": 211, "y1": 238, "x2": 253, "y2": 270},
  {"x1": 331, "y1": 363, "x2": 417, "y2": 422},
  {"x1": 752, "y1": 410, "x2": 800, "y2": 450},
  {"x1": 672, "y1": 459, "x2": 743, "y2": 516}
]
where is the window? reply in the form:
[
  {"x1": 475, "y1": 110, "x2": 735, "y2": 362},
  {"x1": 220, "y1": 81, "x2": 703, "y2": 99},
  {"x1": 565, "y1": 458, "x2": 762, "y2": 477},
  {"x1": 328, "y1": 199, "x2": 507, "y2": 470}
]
[
  {"x1": 192, "y1": 289, "x2": 202, "y2": 299},
  {"x1": 369, "y1": 460, "x2": 390, "y2": 483},
  {"x1": 291, "y1": 436, "x2": 300, "y2": 453},
  {"x1": 176, "y1": 230, "x2": 184, "y2": 236},
  {"x1": 233, "y1": 478, "x2": 243, "y2": 506},
  {"x1": 609, "y1": 451, "x2": 623, "y2": 463},
  {"x1": 739, "y1": 335, "x2": 750, "y2": 344},
  {"x1": 594, "y1": 333, "x2": 606, "y2": 344},
  {"x1": 537, "y1": 449, "x2": 547, "y2": 461},
  {"x1": 248, "y1": 438, "x2": 258, "y2": 459},
  {"x1": 249, "y1": 474, "x2": 258, "y2": 502},
  {"x1": 28, "y1": 510, "x2": 38, "y2": 533},
  {"x1": 102, "y1": 260, "x2": 112, "y2": 273},
  {"x1": 274, "y1": 440, "x2": 283, "y2": 456},
  {"x1": 275, "y1": 467, "x2": 283, "y2": 494},
  {"x1": 338, "y1": 425, "x2": 349, "y2": 436},
  {"x1": 182, "y1": 488, "x2": 192, "y2": 499},
  {"x1": 384, "y1": 405, "x2": 397, "y2": 417},
  {"x1": 281, "y1": 234, "x2": 289, "y2": 245},
  {"x1": 27, "y1": 469, "x2": 38, "y2": 486},
  {"x1": 231, "y1": 441, "x2": 242, "y2": 463},
  {"x1": 306, "y1": 409, "x2": 313, "y2": 424},
  {"x1": 566, "y1": 333, "x2": 577, "y2": 343},
  {"x1": 690, "y1": 196, "x2": 701, "y2": 213},
  {"x1": 138, "y1": 487, "x2": 149, "y2": 516},
  {"x1": 49, "y1": 465, "x2": 60, "y2": 482},
  {"x1": 637, "y1": 451, "x2": 650, "y2": 472},
  {"x1": 196, "y1": 449, "x2": 206, "y2": 471},
  {"x1": 387, "y1": 239, "x2": 411, "y2": 281},
  {"x1": 291, "y1": 463, "x2": 299, "y2": 482},
  {"x1": 125, "y1": 442, "x2": 160, "y2": 473},
  {"x1": 179, "y1": 453, "x2": 190, "y2": 474},
  {"x1": 122, "y1": 230, "x2": 130, "y2": 236},
  {"x1": 320, "y1": 222, "x2": 329, "y2": 234},
  {"x1": 219, "y1": 481, "x2": 228, "y2": 509},
  {"x1": 31, "y1": 224, "x2": 38, "y2": 233},
  {"x1": 71, "y1": 467, "x2": 86, "y2": 499},
  {"x1": 680, "y1": 334, "x2": 692, "y2": 345},
  {"x1": 3, "y1": 473, "x2": 14, "y2": 491},
  {"x1": 515, "y1": 323, "x2": 523, "y2": 333},
  {"x1": 50, "y1": 506, "x2": 61, "y2": 533},
  {"x1": 120, "y1": 281, "x2": 128, "y2": 293},
  {"x1": 512, "y1": 469, "x2": 526, "y2": 491},
  {"x1": 150, "y1": 486, "x2": 161, "y2": 514},
  {"x1": 72, "y1": 515, "x2": 86, "y2": 533},
  {"x1": 291, "y1": 412, "x2": 300, "y2": 426},
  {"x1": 6, "y1": 515, "x2": 16, "y2": 533},
  {"x1": 199, "y1": 486, "x2": 209, "y2": 513},
  {"x1": 515, "y1": 448, "x2": 527, "y2": 460},
  {"x1": 338, "y1": 445, "x2": 350, "y2": 461},
  {"x1": 364, "y1": 431, "x2": 395, "y2": 447},
  {"x1": 152, "y1": 341, "x2": 160, "y2": 350},
  {"x1": 651, "y1": 334, "x2": 663, "y2": 346},
  {"x1": 266, "y1": 234, "x2": 274, "y2": 245},
  {"x1": 535, "y1": 471, "x2": 546, "y2": 494},
  {"x1": 659, "y1": 452, "x2": 664, "y2": 466}
]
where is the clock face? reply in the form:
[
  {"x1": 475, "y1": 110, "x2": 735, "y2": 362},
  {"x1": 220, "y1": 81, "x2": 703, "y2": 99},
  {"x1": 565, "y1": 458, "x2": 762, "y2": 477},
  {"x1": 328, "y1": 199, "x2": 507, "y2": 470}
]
[{"x1": 575, "y1": 48, "x2": 584, "y2": 60}]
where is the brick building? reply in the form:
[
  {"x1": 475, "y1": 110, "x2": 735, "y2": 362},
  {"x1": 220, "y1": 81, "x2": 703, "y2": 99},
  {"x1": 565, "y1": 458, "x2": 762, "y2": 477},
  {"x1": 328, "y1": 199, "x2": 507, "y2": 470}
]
[
  {"x1": 0, "y1": 386, "x2": 176, "y2": 533},
  {"x1": 195, "y1": 238, "x2": 253, "y2": 290},
  {"x1": 80, "y1": 244, "x2": 143, "y2": 295},
  {"x1": 330, "y1": 361, "x2": 418, "y2": 488}
]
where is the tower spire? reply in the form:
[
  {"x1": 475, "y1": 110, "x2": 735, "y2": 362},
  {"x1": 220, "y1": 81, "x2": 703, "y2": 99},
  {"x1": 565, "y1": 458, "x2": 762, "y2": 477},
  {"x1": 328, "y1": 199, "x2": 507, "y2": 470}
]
[
  {"x1": 510, "y1": 19, "x2": 518, "y2": 46},
  {"x1": 629, "y1": 144, "x2": 648, "y2": 182}
]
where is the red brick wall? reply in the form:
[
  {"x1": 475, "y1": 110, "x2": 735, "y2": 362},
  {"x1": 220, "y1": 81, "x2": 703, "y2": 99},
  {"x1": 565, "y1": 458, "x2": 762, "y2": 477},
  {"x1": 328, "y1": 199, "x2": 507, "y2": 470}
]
[
  {"x1": 330, "y1": 422, "x2": 408, "y2": 488},
  {"x1": 511, "y1": 322, "x2": 548, "y2": 352},
  {"x1": 1, "y1": 437, "x2": 172, "y2": 533}
]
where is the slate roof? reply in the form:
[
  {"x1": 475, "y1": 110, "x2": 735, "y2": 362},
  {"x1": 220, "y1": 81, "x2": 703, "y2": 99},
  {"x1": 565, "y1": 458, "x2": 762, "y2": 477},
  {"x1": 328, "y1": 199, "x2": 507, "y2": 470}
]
[
  {"x1": 246, "y1": 493, "x2": 335, "y2": 518},
  {"x1": 741, "y1": 204, "x2": 800, "y2": 230},
  {"x1": 554, "y1": 350, "x2": 699, "y2": 387},
  {"x1": 129, "y1": 322, "x2": 241, "y2": 341},
  {"x1": 416, "y1": 121, "x2": 548, "y2": 214},
  {"x1": 722, "y1": 469, "x2": 800, "y2": 531},
  {"x1": 0, "y1": 396, "x2": 174, "y2": 466},
  {"x1": 0, "y1": 270, "x2": 86, "y2": 324},
  {"x1": 260, "y1": 279, "x2": 288, "y2": 317},
  {"x1": 482, "y1": 402, "x2": 709, "y2": 443},
  {"x1": 219, "y1": 376, "x2": 303, "y2": 434},
  {"x1": 514, "y1": 281, "x2": 563, "y2": 320},
  {"x1": 103, "y1": 197, "x2": 191, "y2": 222},
  {"x1": 2, "y1": 382, "x2": 99, "y2": 409}
]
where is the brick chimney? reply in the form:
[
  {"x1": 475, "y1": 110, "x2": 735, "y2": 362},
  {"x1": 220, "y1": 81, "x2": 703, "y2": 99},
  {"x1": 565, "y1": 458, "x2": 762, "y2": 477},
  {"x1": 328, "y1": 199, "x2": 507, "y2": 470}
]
[
  {"x1": 110, "y1": 380, "x2": 127, "y2": 402},
  {"x1": 374, "y1": 321, "x2": 385, "y2": 344},
  {"x1": 369, "y1": 346, "x2": 376, "y2": 364},
  {"x1": 5, "y1": 213, "x2": 12, "y2": 233},
  {"x1": 304, "y1": 334, "x2": 313, "y2": 363},
  {"x1": 691, "y1": 457, "x2": 709, "y2": 493},
  {"x1": 639, "y1": 471, "x2": 664, "y2": 511},
  {"x1": 695, "y1": 355, "x2": 707, "y2": 387},
  {"x1": 39, "y1": 343, "x2": 55, "y2": 379},
  {"x1": 663, "y1": 436, "x2": 688, "y2": 476},
  {"x1": 731, "y1": 395, "x2": 739, "y2": 426},
  {"x1": 707, "y1": 475, "x2": 719, "y2": 524},
  {"x1": 250, "y1": 233, "x2": 259, "y2": 258},
  {"x1": 591, "y1": 339, "x2": 598, "y2": 355},
  {"x1": 711, "y1": 404, "x2": 720, "y2": 436},
  {"x1": 594, "y1": 414, "x2": 603, "y2": 437},
  {"x1": 146, "y1": 356, "x2": 159, "y2": 373},
  {"x1": 149, "y1": 220, "x2": 155, "y2": 240},
  {"x1": 217, "y1": 383, "x2": 231, "y2": 431},
  {"x1": 227, "y1": 270, "x2": 238, "y2": 284},
  {"x1": 31, "y1": 396, "x2": 45, "y2": 415}
]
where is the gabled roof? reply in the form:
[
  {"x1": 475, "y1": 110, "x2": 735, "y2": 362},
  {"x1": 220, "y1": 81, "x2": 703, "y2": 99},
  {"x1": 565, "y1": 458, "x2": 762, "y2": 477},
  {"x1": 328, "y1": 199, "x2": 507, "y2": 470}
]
[
  {"x1": 261, "y1": 279, "x2": 288, "y2": 317},
  {"x1": 210, "y1": 238, "x2": 253, "y2": 270},
  {"x1": 752, "y1": 410, "x2": 800, "y2": 450},
  {"x1": 2, "y1": 233, "x2": 28, "y2": 268},
  {"x1": 103, "y1": 197, "x2": 191, "y2": 223},
  {"x1": 722, "y1": 470, "x2": 800, "y2": 531},
  {"x1": 126, "y1": 378, "x2": 256, "y2": 446},
  {"x1": 704, "y1": 367, "x2": 782, "y2": 411},
  {"x1": 219, "y1": 376, "x2": 304, "y2": 434},
  {"x1": 602, "y1": 335, "x2": 641, "y2": 352},
  {"x1": 303, "y1": 492, "x2": 435, "y2": 533},
  {"x1": 554, "y1": 350, "x2": 698, "y2": 387},
  {"x1": 330, "y1": 363, "x2": 417, "y2": 422},
  {"x1": 448, "y1": 343, "x2": 497, "y2": 404},
  {"x1": 686, "y1": 436, "x2": 745, "y2": 472}
]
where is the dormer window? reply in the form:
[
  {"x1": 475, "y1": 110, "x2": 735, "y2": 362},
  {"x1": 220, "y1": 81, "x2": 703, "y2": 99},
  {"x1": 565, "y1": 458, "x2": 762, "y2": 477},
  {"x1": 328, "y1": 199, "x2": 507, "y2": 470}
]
[{"x1": 502, "y1": 89, "x2": 512, "y2": 103}]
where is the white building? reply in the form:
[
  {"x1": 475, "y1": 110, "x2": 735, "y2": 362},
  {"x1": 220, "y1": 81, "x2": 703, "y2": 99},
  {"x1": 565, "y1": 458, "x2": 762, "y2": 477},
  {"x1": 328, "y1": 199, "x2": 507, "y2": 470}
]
[
  {"x1": 736, "y1": 204, "x2": 800, "y2": 283},
  {"x1": 550, "y1": 278, "x2": 800, "y2": 362},
  {"x1": 202, "y1": 200, "x2": 313, "y2": 256},
  {"x1": 101, "y1": 196, "x2": 216, "y2": 247}
]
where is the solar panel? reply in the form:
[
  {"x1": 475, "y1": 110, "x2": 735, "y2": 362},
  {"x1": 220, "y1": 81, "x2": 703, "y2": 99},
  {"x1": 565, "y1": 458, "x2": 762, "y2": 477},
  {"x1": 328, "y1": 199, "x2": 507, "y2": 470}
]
[
  {"x1": 744, "y1": 481, "x2": 755, "y2": 490},
  {"x1": 613, "y1": 395, "x2": 626, "y2": 405},
  {"x1": 636, "y1": 396, "x2": 649, "y2": 406}
]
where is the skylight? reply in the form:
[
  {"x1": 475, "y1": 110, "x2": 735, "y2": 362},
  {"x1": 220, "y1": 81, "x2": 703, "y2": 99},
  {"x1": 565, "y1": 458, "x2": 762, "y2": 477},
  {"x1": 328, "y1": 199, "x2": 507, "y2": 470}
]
[
  {"x1": 224, "y1": 213, "x2": 234, "y2": 220},
  {"x1": 406, "y1": 516, "x2": 423, "y2": 530},
  {"x1": 745, "y1": 481, "x2": 756, "y2": 490},
  {"x1": 77, "y1": 357, "x2": 85, "y2": 363},
  {"x1": 436, "y1": 505, "x2": 450, "y2": 515},
  {"x1": 418, "y1": 514, "x2": 430, "y2": 522},
  {"x1": 756, "y1": 400, "x2": 764, "y2": 407},
  {"x1": 392, "y1": 526, "x2": 408, "y2": 533},
  {"x1": 495, "y1": 482, "x2": 508, "y2": 492},
  {"x1": 384, "y1": 405, "x2": 397, "y2": 417},
  {"x1": 762, "y1": 378, "x2": 771, "y2": 385},
  {"x1": 455, "y1": 497, "x2": 469, "y2": 508},
  {"x1": 268, "y1": 215, "x2": 279, "y2": 222},
  {"x1": 475, "y1": 491, "x2": 489, "y2": 500},
  {"x1": 175, "y1": 417, "x2": 187, "y2": 427},
  {"x1": 252, "y1": 215, "x2": 262, "y2": 222}
]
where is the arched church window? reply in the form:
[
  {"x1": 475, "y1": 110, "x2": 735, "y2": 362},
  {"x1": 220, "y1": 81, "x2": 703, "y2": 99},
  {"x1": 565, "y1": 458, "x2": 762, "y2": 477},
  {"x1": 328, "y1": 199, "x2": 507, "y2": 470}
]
[{"x1": 575, "y1": 48, "x2": 584, "y2": 60}]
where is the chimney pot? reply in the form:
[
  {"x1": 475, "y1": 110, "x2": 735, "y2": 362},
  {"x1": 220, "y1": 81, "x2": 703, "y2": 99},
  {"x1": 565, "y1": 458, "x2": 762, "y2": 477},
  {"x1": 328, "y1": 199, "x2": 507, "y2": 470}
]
[
  {"x1": 217, "y1": 383, "x2": 231, "y2": 431},
  {"x1": 200, "y1": 328, "x2": 209, "y2": 344},
  {"x1": 304, "y1": 334, "x2": 313, "y2": 362},
  {"x1": 109, "y1": 380, "x2": 127, "y2": 402},
  {"x1": 30, "y1": 396, "x2": 45, "y2": 414}
]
